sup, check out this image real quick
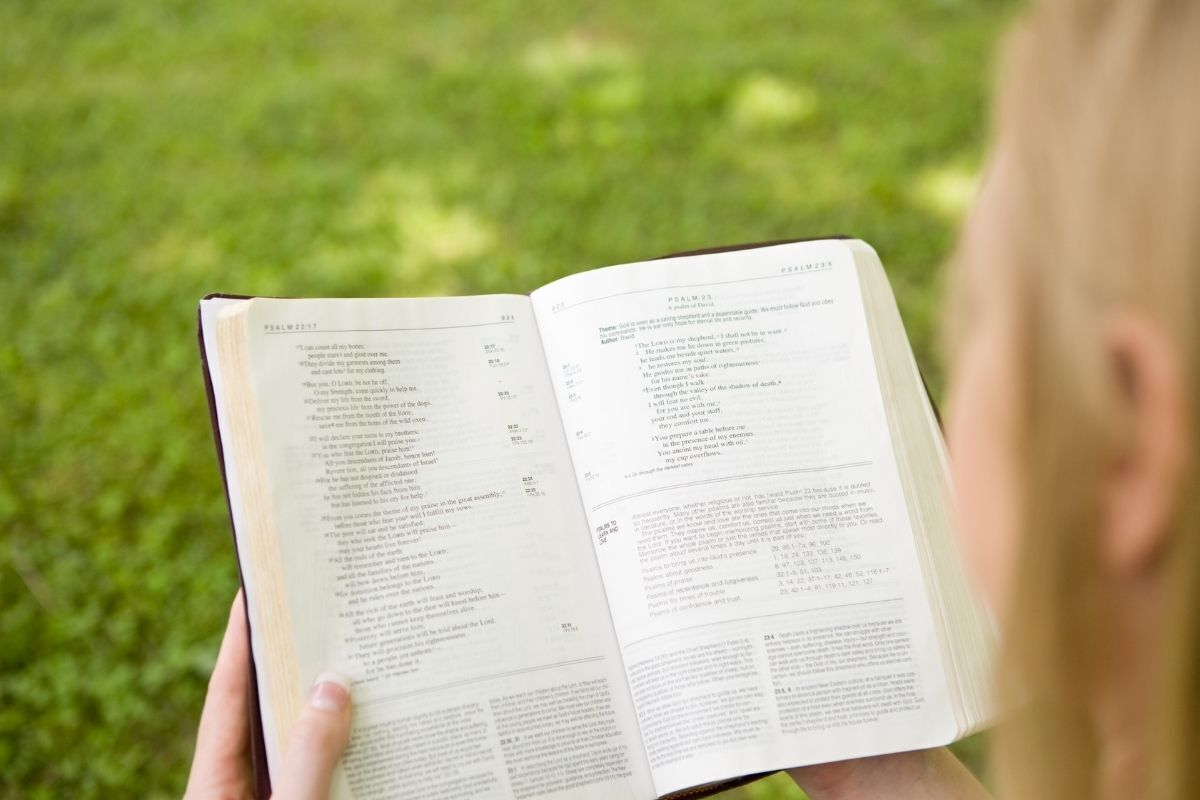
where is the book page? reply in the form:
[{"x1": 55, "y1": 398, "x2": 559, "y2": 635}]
[
  {"x1": 530, "y1": 241, "x2": 958, "y2": 795},
  {"x1": 225, "y1": 296, "x2": 654, "y2": 800}
]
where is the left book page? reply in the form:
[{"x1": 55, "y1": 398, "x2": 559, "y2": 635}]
[{"x1": 202, "y1": 295, "x2": 655, "y2": 800}]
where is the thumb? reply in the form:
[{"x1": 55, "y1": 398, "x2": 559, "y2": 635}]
[{"x1": 272, "y1": 672, "x2": 353, "y2": 800}]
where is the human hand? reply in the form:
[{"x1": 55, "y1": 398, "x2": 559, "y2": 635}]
[
  {"x1": 184, "y1": 591, "x2": 353, "y2": 800},
  {"x1": 787, "y1": 748, "x2": 990, "y2": 800}
]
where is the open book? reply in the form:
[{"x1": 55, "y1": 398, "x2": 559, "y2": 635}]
[{"x1": 199, "y1": 238, "x2": 992, "y2": 800}]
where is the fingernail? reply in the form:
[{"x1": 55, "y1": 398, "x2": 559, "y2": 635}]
[{"x1": 309, "y1": 671, "x2": 351, "y2": 712}]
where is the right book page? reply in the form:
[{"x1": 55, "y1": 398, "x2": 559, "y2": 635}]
[{"x1": 531, "y1": 239, "x2": 964, "y2": 796}]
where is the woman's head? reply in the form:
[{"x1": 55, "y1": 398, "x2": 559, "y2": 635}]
[{"x1": 944, "y1": 0, "x2": 1200, "y2": 797}]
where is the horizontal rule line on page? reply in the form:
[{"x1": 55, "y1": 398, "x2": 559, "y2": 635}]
[
  {"x1": 356, "y1": 655, "x2": 606, "y2": 707},
  {"x1": 589, "y1": 461, "x2": 873, "y2": 512},
  {"x1": 621, "y1": 598, "x2": 905, "y2": 649},
  {"x1": 262, "y1": 320, "x2": 516, "y2": 334},
  {"x1": 550, "y1": 266, "x2": 833, "y2": 314}
]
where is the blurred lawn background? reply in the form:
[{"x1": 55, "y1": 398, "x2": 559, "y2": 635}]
[{"x1": 1, "y1": 0, "x2": 1019, "y2": 796}]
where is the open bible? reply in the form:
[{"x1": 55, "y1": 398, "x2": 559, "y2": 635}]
[{"x1": 199, "y1": 238, "x2": 992, "y2": 800}]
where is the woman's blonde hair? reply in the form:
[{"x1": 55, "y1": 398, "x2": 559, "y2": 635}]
[{"x1": 974, "y1": 0, "x2": 1200, "y2": 797}]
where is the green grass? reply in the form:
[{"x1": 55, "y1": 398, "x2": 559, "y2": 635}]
[{"x1": 1, "y1": 0, "x2": 1016, "y2": 796}]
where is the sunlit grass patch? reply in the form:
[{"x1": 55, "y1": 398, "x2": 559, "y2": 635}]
[
  {"x1": 911, "y1": 161, "x2": 980, "y2": 224},
  {"x1": 310, "y1": 166, "x2": 499, "y2": 296},
  {"x1": 522, "y1": 30, "x2": 634, "y2": 85},
  {"x1": 727, "y1": 74, "x2": 819, "y2": 132}
]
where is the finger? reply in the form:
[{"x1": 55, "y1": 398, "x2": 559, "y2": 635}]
[
  {"x1": 272, "y1": 672, "x2": 353, "y2": 800},
  {"x1": 186, "y1": 590, "x2": 252, "y2": 795}
]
